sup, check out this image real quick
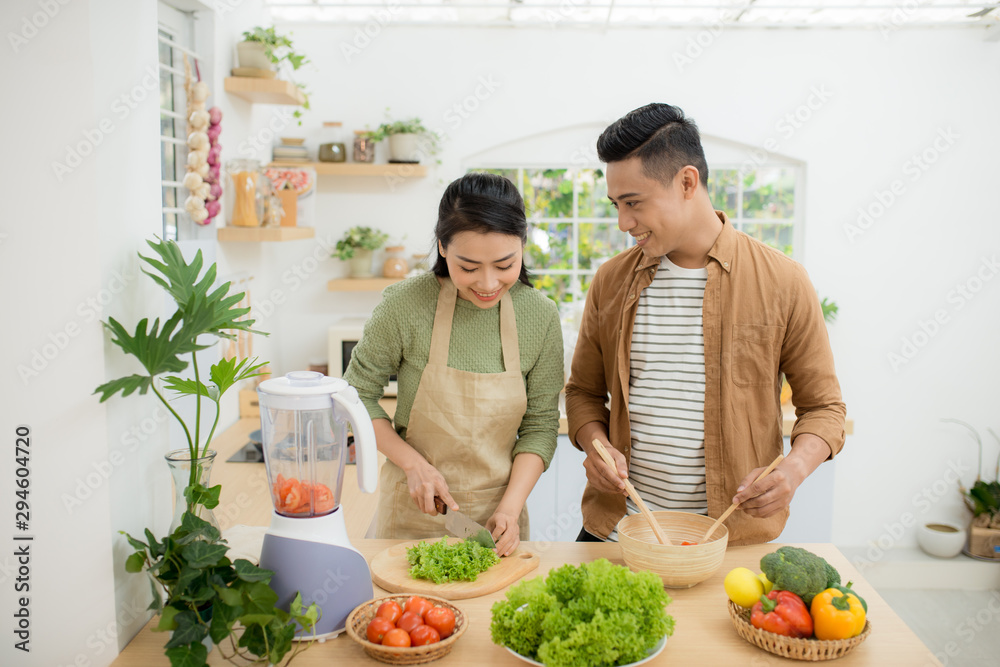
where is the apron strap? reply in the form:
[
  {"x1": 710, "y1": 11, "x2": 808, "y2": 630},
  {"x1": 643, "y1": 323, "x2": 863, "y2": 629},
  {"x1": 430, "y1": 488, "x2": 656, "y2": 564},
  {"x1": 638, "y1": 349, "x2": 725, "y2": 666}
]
[
  {"x1": 499, "y1": 292, "x2": 521, "y2": 375},
  {"x1": 428, "y1": 278, "x2": 457, "y2": 366}
]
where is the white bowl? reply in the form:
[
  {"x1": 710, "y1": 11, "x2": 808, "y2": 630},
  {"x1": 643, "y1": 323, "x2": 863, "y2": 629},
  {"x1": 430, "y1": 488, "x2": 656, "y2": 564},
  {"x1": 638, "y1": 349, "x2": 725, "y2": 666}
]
[{"x1": 917, "y1": 522, "x2": 967, "y2": 558}]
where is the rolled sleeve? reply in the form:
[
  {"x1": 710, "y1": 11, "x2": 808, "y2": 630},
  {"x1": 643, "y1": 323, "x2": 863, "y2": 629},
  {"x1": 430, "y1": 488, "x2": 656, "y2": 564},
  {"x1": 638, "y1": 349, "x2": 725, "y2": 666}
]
[
  {"x1": 564, "y1": 269, "x2": 612, "y2": 451},
  {"x1": 781, "y1": 263, "x2": 847, "y2": 458}
]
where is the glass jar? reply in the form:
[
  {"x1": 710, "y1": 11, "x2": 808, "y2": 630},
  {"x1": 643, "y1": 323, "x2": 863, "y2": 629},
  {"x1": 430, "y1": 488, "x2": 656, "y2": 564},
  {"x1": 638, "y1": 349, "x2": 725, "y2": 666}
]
[
  {"x1": 353, "y1": 130, "x2": 375, "y2": 163},
  {"x1": 318, "y1": 121, "x2": 346, "y2": 163},
  {"x1": 383, "y1": 246, "x2": 409, "y2": 278},
  {"x1": 225, "y1": 159, "x2": 261, "y2": 227}
]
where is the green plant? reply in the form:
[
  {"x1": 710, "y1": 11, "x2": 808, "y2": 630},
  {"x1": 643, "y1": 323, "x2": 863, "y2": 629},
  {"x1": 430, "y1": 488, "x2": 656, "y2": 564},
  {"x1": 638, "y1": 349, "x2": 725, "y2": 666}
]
[
  {"x1": 240, "y1": 26, "x2": 310, "y2": 122},
  {"x1": 820, "y1": 297, "x2": 839, "y2": 324},
  {"x1": 95, "y1": 238, "x2": 267, "y2": 509},
  {"x1": 123, "y1": 509, "x2": 320, "y2": 666},
  {"x1": 333, "y1": 225, "x2": 389, "y2": 260},
  {"x1": 363, "y1": 109, "x2": 441, "y2": 157},
  {"x1": 942, "y1": 419, "x2": 1000, "y2": 524}
]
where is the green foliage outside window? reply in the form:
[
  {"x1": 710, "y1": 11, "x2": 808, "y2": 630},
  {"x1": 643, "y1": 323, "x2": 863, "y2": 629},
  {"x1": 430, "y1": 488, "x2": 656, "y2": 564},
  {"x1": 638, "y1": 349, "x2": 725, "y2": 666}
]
[{"x1": 471, "y1": 164, "x2": 798, "y2": 305}]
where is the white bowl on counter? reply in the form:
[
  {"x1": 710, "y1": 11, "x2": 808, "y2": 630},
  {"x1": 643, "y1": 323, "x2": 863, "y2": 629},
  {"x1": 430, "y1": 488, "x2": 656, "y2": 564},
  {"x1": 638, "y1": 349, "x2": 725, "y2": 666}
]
[{"x1": 916, "y1": 521, "x2": 967, "y2": 558}]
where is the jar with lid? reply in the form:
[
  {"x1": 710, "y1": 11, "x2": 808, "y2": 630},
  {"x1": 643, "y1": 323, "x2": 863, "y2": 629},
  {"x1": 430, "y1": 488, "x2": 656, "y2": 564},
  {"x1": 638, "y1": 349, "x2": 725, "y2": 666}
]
[
  {"x1": 318, "y1": 122, "x2": 346, "y2": 163},
  {"x1": 382, "y1": 246, "x2": 409, "y2": 278},
  {"x1": 353, "y1": 130, "x2": 375, "y2": 163},
  {"x1": 225, "y1": 159, "x2": 261, "y2": 227}
]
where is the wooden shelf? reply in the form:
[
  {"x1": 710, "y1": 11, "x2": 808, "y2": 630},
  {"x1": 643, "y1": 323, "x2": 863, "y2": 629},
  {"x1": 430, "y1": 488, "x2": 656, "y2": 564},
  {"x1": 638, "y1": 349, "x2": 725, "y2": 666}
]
[
  {"x1": 328, "y1": 277, "x2": 404, "y2": 291},
  {"x1": 269, "y1": 161, "x2": 427, "y2": 178},
  {"x1": 217, "y1": 226, "x2": 315, "y2": 242},
  {"x1": 224, "y1": 77, "x2": 305, "y2": 105}
]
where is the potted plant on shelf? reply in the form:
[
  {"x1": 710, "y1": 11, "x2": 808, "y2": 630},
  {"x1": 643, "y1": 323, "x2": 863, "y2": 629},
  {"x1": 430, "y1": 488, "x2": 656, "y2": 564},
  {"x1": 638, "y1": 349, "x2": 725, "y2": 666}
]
[
  {"x1": 363, "y1": 112, "x2": 441, "y2": 163},
  {"x1": 334, "y1": 226, "x2": 389, "y2": 278},
  {"x1": 236, "y1": 26, "x2": 311, "y2": 122},
  {"x1": 943, "y1": 419, "x2": 1000, "y2": 560}
]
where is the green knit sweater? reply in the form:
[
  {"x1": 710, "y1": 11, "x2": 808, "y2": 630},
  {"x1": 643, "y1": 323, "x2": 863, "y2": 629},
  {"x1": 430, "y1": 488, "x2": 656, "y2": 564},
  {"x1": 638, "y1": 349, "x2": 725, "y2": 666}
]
[{"x1": 343, "y1": 271, "x2": 563, "y2": 469}]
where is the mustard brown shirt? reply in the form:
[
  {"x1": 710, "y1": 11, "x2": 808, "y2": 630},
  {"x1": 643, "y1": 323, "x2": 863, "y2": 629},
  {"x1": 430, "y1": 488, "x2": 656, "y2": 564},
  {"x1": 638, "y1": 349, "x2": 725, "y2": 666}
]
[{"x1": 565, "y1": 211, "x2": 846, "y2": 546}]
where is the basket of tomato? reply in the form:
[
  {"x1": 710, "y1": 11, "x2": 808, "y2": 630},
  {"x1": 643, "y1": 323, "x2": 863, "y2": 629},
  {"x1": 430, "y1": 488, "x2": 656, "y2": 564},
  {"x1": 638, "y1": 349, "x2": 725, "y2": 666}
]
[{"x1": 345, "y1": 594, "x2": 466, "y2": 665}]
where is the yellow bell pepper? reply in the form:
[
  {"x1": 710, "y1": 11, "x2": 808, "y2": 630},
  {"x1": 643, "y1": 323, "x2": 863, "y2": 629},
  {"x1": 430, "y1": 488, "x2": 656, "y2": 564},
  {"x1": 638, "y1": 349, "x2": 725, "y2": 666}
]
[{"x1": 810, "y1": 588, "x2": 866, "y2": 640}]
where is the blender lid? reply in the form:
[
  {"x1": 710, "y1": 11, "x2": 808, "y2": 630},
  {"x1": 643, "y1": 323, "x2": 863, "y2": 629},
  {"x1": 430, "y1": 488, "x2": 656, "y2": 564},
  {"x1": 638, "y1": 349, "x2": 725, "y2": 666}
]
[{"x1": 258, "y1": 371, "x2": 349, "y2": 396}]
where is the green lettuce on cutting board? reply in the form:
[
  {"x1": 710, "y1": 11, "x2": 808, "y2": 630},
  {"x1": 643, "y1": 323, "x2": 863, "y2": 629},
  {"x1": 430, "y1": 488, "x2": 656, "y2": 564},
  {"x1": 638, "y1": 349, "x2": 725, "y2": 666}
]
[
  {"x1": 490, "y1": 559, "x2": 675, "y2": 667},
  {"x1": 406, "y1": 537, "x2": 500, "y2": 583}
]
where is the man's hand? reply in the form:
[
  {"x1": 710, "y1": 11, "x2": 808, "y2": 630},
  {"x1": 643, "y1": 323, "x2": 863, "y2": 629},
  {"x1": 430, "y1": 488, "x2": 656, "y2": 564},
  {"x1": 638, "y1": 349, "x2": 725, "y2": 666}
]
[
  {"x1": 732, "y1": 434, "x2": 832, "y2": 518},
  {"x1": 732, "y1": 464, "x2": 801, "y2": 518},
  {"x1": 582, "y1": 439, "x2": 629, "y2": 496}
]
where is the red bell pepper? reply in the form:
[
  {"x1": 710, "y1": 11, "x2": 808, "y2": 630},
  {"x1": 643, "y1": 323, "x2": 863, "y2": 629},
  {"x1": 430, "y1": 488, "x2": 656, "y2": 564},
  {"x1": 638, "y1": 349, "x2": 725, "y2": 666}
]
[{"x1": 750, "y1": 590, "x2": 814, "y2": 638}]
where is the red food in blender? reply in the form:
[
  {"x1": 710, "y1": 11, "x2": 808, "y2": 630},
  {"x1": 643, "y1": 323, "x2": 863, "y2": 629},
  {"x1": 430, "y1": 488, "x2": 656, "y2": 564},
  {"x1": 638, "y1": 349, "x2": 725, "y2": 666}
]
[{"x1": 273, "y1": 473, "x2": 336, "y2": 515}]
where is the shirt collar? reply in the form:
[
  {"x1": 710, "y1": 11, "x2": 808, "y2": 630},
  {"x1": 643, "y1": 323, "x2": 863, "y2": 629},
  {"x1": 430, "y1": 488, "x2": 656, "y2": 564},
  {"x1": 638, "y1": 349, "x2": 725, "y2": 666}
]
[{"x1": 632, "y1": 210, "x2": 734, "y2": 274}]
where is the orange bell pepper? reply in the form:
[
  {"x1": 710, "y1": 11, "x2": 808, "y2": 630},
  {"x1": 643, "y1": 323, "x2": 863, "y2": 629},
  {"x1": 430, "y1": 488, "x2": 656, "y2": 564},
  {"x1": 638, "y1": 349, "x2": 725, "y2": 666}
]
[{"x1": 810, "y1": 588, "x2": 866, "y2": 640}]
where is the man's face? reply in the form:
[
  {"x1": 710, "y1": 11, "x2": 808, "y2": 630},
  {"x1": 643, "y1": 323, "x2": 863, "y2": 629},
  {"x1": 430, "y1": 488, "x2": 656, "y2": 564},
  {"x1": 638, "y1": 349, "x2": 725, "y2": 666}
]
[{"x1": 606, "y1": 157, "x2": 692, "y2": 259}]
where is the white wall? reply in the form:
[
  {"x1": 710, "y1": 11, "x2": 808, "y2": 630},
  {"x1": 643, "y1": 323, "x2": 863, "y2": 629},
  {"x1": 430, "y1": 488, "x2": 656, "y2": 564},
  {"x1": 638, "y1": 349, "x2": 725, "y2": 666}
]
[
  {"x1": 239, "y1": 24, "x2": 1000, "y2": 554},
  {"x1": 1, "y1": 0, "x2": 162, "y2": 665}
]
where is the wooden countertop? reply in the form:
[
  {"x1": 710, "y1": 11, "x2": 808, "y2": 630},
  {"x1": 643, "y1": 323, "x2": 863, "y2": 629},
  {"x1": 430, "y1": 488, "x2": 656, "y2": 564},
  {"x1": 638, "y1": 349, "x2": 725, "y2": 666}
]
[{"x1": 112, "y1": 539, "x2": 935, "y2": 666}]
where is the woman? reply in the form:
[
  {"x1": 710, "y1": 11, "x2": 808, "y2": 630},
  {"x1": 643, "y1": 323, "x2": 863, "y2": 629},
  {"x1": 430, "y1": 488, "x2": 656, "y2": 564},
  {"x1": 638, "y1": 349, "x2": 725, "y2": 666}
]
[{"x1": 343, "y1": 173, "x2": 563, "y2": 556}]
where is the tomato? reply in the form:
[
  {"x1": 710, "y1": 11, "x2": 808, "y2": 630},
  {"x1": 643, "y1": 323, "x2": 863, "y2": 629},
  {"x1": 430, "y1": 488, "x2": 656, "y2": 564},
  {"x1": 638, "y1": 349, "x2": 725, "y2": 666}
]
[
  {"x1": 376, "y1": 600, "x2": 403, "y2": 625},
  {"x1": 409, "y1": 624, "x2": 440, "y2": 646},
  {"x1": 397, "y1": 610, "x2": 423, "y2": 634},
  {"x1": 423, "y1": 606, "x2": 456, "y2": 639},
  {"x1": 365, "y1": 617, "x2": 394, "y2": 644},
  {"x1": 680, "y1": 541, "x2": 697, "y2": 546},
  {"x1": 382, "y1": 628, "x2": 411, "y2": 647},
  {"x1": 404, "y1": 595, "x2": 433, "y2": 619}
]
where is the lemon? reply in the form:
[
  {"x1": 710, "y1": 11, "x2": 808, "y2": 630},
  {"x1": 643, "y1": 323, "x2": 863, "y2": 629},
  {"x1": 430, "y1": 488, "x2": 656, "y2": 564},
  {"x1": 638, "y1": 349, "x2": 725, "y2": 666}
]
[
  {"x1": 758, "y1": 572, "x2": 774, "y2": 594},
  {"x1": 724, "y1": 567, "x2": 765, "y2": 608}
]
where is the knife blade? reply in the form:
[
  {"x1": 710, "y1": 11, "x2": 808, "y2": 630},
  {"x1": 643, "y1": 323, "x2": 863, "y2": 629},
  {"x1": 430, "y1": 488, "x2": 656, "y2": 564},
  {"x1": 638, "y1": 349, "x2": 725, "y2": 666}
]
[{"x1": 434, "y1": 496, "x2": 496, "y2": 550}]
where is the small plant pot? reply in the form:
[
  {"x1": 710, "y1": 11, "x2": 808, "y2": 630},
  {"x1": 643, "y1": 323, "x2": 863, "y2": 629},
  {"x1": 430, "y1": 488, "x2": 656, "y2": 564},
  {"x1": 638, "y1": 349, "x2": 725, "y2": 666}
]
[
  {"x1": 388, "y1": 133, "x2": 420, "y2": 163},
  {"x1": 236, "y1": 41, "x2": 273, "y2": 71},
  {"x1": 916, "y1": 522, "x2": 966, "y2": 559},
  {"x1": 349, "y1": 248, "x2": 375, "y2": 278}
]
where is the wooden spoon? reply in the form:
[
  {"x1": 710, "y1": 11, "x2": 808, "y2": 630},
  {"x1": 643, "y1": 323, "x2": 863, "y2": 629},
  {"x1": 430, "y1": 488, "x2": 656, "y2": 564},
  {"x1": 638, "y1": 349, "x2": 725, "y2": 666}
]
[
  {"x1": 701, "y1": 454, "x2": 785, "y2": 543},
  {"x1": 591, "y1": 439, "x2": 673, "y2": 546}
]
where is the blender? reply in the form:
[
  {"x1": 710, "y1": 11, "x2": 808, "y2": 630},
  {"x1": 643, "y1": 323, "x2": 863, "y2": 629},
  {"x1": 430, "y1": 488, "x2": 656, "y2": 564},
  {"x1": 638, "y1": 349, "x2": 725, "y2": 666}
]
[{"x1": 256, "y1": 371, "x2": 378, "y2": 639}]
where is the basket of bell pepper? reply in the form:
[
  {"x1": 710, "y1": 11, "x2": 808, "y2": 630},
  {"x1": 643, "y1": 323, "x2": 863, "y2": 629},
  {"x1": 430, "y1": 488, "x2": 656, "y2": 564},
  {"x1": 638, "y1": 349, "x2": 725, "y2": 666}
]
[{"x1": 726, "y1": 547, "x2": 872, "y2": 661}]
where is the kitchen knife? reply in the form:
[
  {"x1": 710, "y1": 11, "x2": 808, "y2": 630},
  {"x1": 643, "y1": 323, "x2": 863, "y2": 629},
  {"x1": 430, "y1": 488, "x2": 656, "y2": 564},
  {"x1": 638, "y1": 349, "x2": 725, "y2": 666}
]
[{"x1": 434, "y1": 496, "x2": 496, "y2": 550}]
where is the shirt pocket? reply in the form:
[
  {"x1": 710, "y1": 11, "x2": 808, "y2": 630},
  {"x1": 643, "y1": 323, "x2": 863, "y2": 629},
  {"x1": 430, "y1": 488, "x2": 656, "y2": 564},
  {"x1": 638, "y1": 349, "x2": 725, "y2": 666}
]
[{"x1": 732, "y1": 324, "x2": 785, "y2": 387}]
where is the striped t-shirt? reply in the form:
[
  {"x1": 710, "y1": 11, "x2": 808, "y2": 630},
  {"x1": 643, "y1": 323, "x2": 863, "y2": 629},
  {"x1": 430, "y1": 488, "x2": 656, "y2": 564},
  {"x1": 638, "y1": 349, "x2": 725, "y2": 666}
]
[{"x1": 607, "y1": 255, "x2": 708, "y2": 542}]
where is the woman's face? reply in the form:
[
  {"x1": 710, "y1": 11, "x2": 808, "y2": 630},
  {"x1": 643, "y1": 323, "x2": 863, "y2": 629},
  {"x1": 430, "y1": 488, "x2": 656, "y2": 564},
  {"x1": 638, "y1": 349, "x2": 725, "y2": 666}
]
[{"x1": 439, "y1": 231, "x2": 524, "y2": 308}]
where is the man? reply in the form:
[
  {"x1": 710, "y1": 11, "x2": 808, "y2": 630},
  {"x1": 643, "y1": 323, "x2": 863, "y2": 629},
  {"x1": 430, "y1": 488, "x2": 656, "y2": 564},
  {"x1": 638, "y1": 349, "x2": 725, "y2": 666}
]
[{"x1": 565, "y1": 103, "x2": 846, "y2": 546}]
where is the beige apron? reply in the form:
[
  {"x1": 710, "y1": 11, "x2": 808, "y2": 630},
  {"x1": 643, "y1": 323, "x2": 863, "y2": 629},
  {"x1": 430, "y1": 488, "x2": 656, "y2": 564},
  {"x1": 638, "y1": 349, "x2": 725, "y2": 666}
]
[{"x1": 375, "y1": 278, "x2": 530, "y2": 539}]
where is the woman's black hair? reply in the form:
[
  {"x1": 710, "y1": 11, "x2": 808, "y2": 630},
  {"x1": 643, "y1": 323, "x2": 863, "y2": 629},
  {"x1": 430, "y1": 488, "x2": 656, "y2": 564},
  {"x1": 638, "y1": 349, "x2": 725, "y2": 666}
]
[
  {"x1": 432, "y1": 172, "x2": 532, "y2": 287},
  {"x1": 597, "y1": 103, "x2": 709, "y2": 187}
]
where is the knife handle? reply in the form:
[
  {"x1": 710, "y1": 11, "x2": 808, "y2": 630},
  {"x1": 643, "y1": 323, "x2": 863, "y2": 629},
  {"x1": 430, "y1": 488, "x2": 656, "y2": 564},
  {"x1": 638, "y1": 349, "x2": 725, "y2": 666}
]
[{"x1": 433, "y1": 496, "x2": 448, "y2": 515}]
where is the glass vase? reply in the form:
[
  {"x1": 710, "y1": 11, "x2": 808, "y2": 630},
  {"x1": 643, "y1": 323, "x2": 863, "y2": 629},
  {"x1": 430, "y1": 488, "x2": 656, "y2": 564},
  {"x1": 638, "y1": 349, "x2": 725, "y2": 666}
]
[{"x1": 165, "y1": 449, "x2": 220, "y2": 534}]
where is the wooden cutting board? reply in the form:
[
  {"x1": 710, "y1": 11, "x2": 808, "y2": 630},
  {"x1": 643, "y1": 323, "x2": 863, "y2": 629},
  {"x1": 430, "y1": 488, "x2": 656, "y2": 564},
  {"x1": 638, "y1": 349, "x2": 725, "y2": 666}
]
[{"x1": 369, "y1": 537, "x2": 540, "y2": 600}]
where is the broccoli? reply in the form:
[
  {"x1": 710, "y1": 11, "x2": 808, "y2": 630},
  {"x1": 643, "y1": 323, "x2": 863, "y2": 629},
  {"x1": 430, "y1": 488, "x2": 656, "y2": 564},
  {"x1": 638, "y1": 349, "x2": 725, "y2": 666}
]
[{"x1": 760, "y1": 546, "x2": 841, "y2": 607}]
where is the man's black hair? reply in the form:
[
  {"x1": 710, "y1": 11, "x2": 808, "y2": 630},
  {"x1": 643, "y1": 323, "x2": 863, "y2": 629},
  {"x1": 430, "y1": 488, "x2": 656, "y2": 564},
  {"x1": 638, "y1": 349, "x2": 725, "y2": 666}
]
[{"x1": 597, "y1": 103, "x2": 709, "y2": 187}]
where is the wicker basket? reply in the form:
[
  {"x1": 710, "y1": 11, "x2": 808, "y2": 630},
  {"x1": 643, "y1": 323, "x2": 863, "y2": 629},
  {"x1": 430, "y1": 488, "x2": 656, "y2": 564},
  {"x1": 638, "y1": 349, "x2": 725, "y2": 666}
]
[
  {"x1": 728, "y1": 600, "x2": 871, "y2": 661},
  {"x1": 345, "y1": 594, "x2": 467, "y2": 665}
]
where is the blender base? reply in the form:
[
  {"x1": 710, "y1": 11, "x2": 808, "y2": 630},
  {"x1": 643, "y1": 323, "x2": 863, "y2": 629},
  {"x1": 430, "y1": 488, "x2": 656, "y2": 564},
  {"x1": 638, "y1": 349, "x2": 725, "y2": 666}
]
[{"x1": 260, "y1": 509, "x2": 374, "y2": 639}]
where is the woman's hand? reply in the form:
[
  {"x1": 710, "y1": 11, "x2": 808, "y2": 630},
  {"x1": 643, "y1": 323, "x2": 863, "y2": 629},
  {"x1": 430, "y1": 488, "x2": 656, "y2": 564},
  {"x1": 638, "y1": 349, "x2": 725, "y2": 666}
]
[
  {"x1": 486, "y1": 510, "x2": 520, "y2": 557},
  {"x1": 402, "y1": 459, "x2": 458, "y2": 516}
]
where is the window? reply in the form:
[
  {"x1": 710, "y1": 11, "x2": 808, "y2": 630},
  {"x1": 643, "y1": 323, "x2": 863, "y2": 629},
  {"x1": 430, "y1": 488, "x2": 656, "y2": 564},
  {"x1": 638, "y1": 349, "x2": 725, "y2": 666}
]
[
  {"x1": 157, "y1": 3, "x2": 197, "y2": 240},
  {"x1": 471, "y1": 165, "x2": 800, "y2": 307}
]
